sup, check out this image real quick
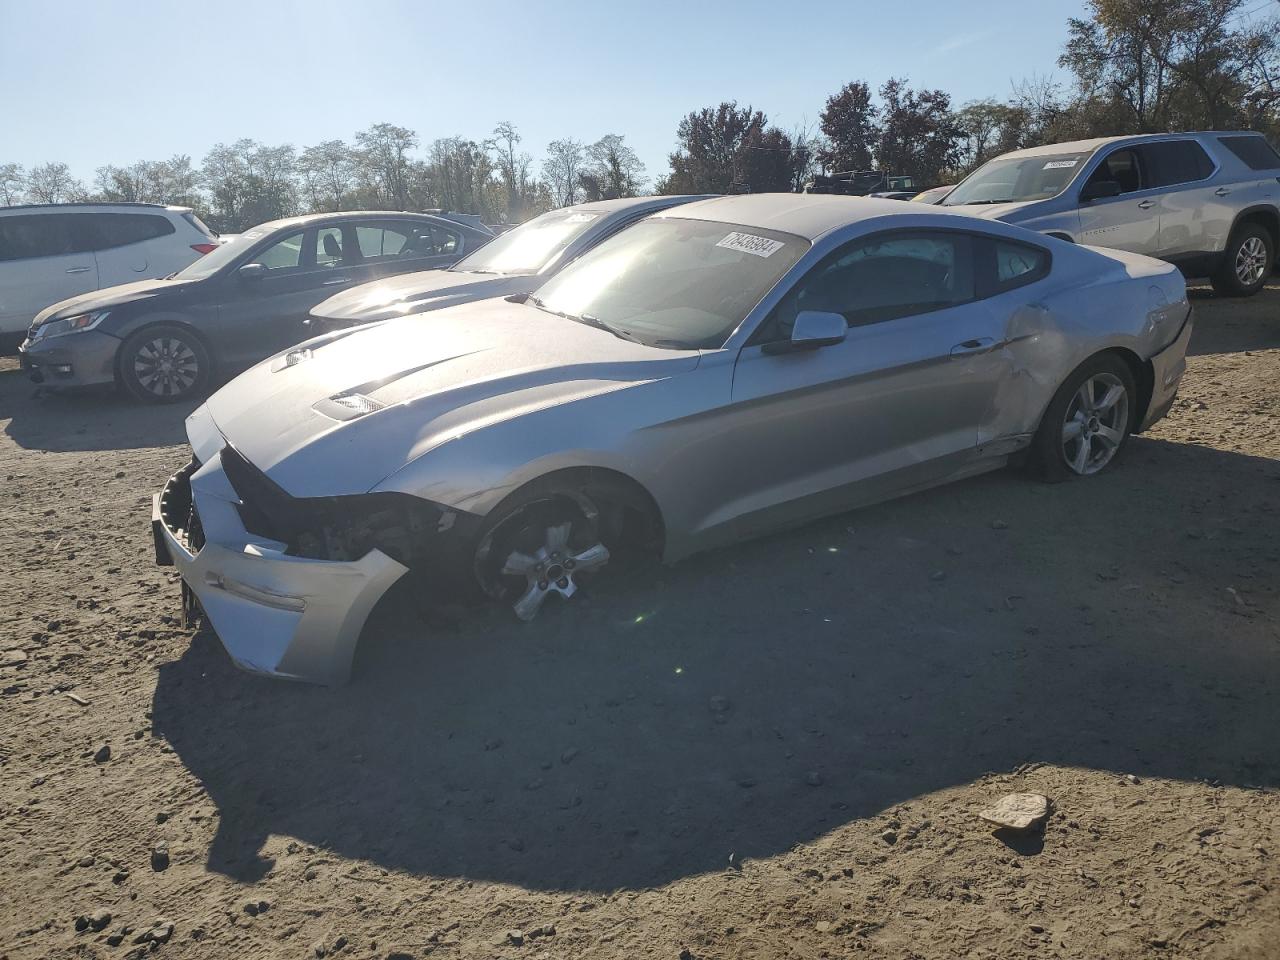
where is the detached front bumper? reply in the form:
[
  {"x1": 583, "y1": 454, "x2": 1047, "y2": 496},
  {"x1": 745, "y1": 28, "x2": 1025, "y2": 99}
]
[
  {"x1": 19, "y1": 330, "x2": 119, "y2": 388},
  {"x1": 153, "y1": 453, "x2": 408, "y2": 684},
  {"x1": 1139, "y1": 306, "x2": 1194, "y2": 431}
]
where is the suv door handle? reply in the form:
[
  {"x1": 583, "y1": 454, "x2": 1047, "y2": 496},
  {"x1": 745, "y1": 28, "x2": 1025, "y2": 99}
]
[
  {"x1": 1214, "y1": 187, "x2": 1231, "y2": 197},
  {"x1": 950, "y1": 337, "x2": 996, "y2": 357},
  {"x1": 1137, "y1": 200, "x2": 1156, "y2": 209},
  {"x1": 322, "y1": 276, "x2": 352, "y2": 286},
  {"x1": 65, "y1": 265, "x2": 91, "y2": 274}
]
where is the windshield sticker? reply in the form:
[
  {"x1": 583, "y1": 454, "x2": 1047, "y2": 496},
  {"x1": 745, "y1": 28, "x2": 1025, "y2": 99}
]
[
  {"x1": 1043, "y1": 159, "x2": 1079, "y2": 170},
  {"x1": 563, "y1": 213, "x2": 598, "y2": 223},
  {"x1": 716, "y1": 231, "x2": 785, "y2": 258}
]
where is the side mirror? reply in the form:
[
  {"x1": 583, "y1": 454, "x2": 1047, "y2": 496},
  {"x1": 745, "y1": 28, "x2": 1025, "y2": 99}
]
[
  {"x1": 765, "y1": 310, "x2": 847, "y2": 354},
  {"x1": 1080, "y1": 180, "x2": 1122, "y2": 202},
  {"x1": 238, "y1": 263, "x2": 267, "y2": 281}
]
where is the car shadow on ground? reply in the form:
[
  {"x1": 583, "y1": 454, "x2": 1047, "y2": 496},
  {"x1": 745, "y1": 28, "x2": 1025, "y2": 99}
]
[
  {"x1": 1186, "y1": 279, "x2": 1280, "y2": 357},
  {"x1": 151, "y1": 435, "x2": 1280, "y2": 892},
  {"x1": 0, "y1": 367, "x2": 197, "y2": 453}
]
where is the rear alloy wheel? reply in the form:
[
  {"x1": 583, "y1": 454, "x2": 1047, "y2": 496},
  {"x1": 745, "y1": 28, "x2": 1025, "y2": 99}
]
[
  {"x1": 1211, "y1": 225, "x2": 1273, "y2": 297},
  {"x1": 119, "y1": 324, "x2": 209, "y2": 403},
  {"x1": 476, "y1": 498, "x2": 610, "y2": 621},
  {"x1": 1032, "y1": 354, "x2": 1135, "y2": 482}
]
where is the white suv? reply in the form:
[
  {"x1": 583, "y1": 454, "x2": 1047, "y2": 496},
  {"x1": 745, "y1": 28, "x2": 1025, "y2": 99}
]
[{"x1": 0, "y1": 203, "x2": 218, "y2": 350}]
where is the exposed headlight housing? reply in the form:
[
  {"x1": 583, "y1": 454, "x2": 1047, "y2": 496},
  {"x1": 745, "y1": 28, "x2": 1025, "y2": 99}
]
[{"x1": 35, "y1": 310, "x2": 110, "y2": 340}]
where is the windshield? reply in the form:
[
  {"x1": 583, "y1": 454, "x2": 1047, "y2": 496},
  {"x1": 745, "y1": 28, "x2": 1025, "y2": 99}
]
[
  {"x1": 529, "y1": 218, "x2": 808, "y2": 349},
  {"x1": 451, "y1": 207, "x2": 604, "y2": 275},
  {"x1": 173, "y1": 228, "x2": 269, "y2": 280},
  {"x1": 943, "y1": 152, "x2": 1089, "y2": 206}
]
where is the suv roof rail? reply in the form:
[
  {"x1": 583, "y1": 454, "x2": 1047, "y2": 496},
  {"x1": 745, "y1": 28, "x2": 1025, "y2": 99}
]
[{"x1": 0, "y1": 200, "x2": 185, "y2": 212}]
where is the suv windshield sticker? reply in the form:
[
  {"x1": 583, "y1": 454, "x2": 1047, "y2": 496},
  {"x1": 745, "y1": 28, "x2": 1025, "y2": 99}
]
[
  {"x1": 1043, "y1": 160, "x2": 1079, "y2": 170},
  {"x1": 563, "y1": 213, "x2": 598, "y2": 224},
  {"x1": 716, "y1": 231, "x2": 785, "y2": 258}
]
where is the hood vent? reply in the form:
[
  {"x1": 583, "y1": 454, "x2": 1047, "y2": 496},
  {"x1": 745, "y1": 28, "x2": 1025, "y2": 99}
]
[{"x1": 313, "y1": 392, "x2": 386, "y2": 421}]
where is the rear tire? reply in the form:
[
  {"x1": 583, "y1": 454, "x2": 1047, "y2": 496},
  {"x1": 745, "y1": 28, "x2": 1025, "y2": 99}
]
[
  {"x1": 118, "y1": 324, "x2": 210, "y2": 404},
  {"x1": 1210, "y1": 224, "x2": 1273, "y2": 298},
  {"x1": 1031, "y1": 353, "x2": 1136, "y2": 482}
]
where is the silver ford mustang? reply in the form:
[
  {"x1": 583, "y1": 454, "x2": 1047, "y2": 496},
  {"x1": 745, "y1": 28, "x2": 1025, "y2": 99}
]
[{"x1": 153, "y1": 194, "x2": 1193, "y2": 684}]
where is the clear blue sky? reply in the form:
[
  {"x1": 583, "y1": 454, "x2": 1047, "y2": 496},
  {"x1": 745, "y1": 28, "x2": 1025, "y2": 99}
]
[{"x1": 2, "y1": 0, "x2": 1090, "y2": 184}]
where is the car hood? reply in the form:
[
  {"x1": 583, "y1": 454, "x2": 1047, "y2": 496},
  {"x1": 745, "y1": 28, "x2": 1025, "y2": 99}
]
[
  {"x1": 309, "y1": 269, "x2": 534, "y2": 325},
  {"x1": 32, "y1": 277, "x2": 192, "y2": 327},
  {"x1": 198, "y1": 299, "x2": 701, "y2": 498},
  {"x1": 941, "y1": 199, "x2": 1045, "y2": 221}
]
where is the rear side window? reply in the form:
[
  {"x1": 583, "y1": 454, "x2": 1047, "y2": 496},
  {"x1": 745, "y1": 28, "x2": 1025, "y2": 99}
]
[
  {"x1": 1217, "y1": 135, "x2": 1280, "y2": 171},
  {"x1": 992, "y1": 239, "x2": 1050, "y2": 290},
  {"x1": 0, "y1": 214, "x2": 75, "y2": 261},
  {"x1": 1142, "y1": 141, "x2": 1215, "y2": 187},
  {"x1": 91, "y1": 213, "x2": 176, "y2": 250},
  {"x1": 182, "y1": 211, "x2": 214, "y2": 237}
]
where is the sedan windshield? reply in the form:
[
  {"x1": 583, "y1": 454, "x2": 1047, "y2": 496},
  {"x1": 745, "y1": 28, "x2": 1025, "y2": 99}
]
[
  {"x1": 943, "y1": 152, "x2": 1089, "y2": 206},
  {"x1": 450, "y1": 208, "x2": 604, "y2": 275},
  {"x1": 529, "y1": 218, "x2": 808, "y2": 349}
]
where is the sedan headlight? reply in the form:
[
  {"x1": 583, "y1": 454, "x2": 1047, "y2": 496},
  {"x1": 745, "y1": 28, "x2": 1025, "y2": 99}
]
[{"x1": 35, "y1": 310, "x2": 110, "y2": 339}]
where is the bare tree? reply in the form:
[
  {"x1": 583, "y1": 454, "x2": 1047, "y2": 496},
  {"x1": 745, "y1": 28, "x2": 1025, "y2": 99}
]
[
  {"x1": 355, "y1": 123, "x2": 418, "y2": 209},
  {"x1": 24, "y1": 162, "x2": 86, "y2": 204},
  {"x1": 584, "y1": 133, "x2": 645, "y2": 199},
  {"x1": 299, "y1": 140, "x2": 357, "y2": 211},
  {"x1": 542, "y1": 138, "x2": 584, "y2": 207},
  {"x1": 0, "y1": 163, "x2": 26, "y2": 205},
  {"x1": 492, "y1": 121, "x2": 534, "y2": 220}
]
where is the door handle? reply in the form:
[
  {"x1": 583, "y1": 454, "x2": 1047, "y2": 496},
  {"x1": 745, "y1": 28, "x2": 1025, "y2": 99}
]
[
  {"x1": 322, "y1": 277, "x2": 352, "y2": 285},
  {"x1": 1214, "y1": 187, "x2": 1230, "y2": 197},
  {"x1": 1137, "y1": 200, "x2": 1156, "y2": 210},
  {"x1": 950, "y1": 337, "x2": 996, "y2": 357},
  {"x1": 65, "y1": 266, "x2": 91, "y2": 274}
]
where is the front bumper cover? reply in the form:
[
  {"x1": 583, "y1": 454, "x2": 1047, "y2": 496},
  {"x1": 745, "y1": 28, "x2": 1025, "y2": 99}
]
[
  {"x1": 19, "y1": 330, "x2": 120, "y2": 388},
  {"x1": 153, "y1": 453, "x2": 410, "y2": 684}
]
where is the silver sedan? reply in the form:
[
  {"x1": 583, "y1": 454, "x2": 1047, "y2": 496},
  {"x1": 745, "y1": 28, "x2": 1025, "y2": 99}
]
[{"x1": 153, "y1": 194, "x2": 1193, "y2": 683}]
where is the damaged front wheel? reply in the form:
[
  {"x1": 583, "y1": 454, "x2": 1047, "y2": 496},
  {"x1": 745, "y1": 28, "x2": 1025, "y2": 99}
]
[{"x1": 475, "y1": 496, "x2": 610, "y2": 621}]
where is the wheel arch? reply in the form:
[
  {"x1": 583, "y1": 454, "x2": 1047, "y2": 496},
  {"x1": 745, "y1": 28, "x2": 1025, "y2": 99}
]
[
  {"x1": 1229, "y1": 205, "x2": 1279, "y2": 253},
  {"x1": 483, "y1": 465, "x2": 667, "y2": 557},
  {"x1": 1033, "y1": 346, "x2": 1153, "y2": 437},
  {"x1": 111, "y1": 312, "x2": 218, "y2": 386}
]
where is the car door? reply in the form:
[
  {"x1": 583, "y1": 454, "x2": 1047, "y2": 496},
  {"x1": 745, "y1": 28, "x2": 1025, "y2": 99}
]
[
  {"x1": 0, "y1": 213, "x2": 98, "y2": 336},
  {"x1": 720, "y1": 230, "x2": 1009, "y2": 539},
  {"x1": 89, "y1": 212, "x2": 179, "y2": 285},
  {"x1": 1141, "y1": 140, "x2": 1230, "y2": 262},
  {"x1": 214, "y1": 225, "x2": 355, "y2": 366},
  {"x1": 1077, "y1": 147, "x2": 1162, "y2": 254}
]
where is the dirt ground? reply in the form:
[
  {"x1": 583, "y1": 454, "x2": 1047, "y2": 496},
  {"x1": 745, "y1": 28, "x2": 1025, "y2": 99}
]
[{"x1": 1, "y1": 279, "x2": 1278, "y2": 960}]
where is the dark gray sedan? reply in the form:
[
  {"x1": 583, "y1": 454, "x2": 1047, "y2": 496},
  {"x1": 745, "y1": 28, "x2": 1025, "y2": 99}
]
[{"x1": 19, "y1": 210, "x2": 494, "y2": 402}]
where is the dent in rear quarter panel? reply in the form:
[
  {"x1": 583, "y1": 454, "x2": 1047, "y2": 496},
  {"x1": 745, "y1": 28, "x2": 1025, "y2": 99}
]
[{"x1": 991, "y1": 261, "x2": 1158, "y2": 438}]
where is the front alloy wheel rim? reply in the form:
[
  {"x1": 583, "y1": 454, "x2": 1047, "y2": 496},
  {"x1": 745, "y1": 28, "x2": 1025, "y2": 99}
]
[
  {"x1": 1235, "y1": 236, "x2": 1268, "y2": 286},
  {"x1": 134, "y1": 337, "x2": 198, "y2": 397},
  {"x1": 1061, "y1": 373, "x2": 1128, "y2": 475},
  {"x1": 501, "y1": 521, "x2": 609, "y2": 621}
]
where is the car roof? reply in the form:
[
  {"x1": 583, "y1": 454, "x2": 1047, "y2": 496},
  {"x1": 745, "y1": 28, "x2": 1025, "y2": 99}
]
[
  {"x1": 568, "y1": 194, "x2": 714, "y2": 217},
  {"x1": 656, "y1": 193, "x2": 973, "y2": 241},
  {"x1": 241, "y1": 209, "x2": 492, "y2": 236},
  {"x1": 991, "y1": 130, "x2": 1268, "y2": 161},
  {"x1": 0, "y1": 201, "x2": 193, "y2": 215}
]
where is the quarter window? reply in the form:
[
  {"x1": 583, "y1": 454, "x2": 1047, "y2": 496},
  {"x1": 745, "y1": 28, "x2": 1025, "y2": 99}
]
[
  {"x1": 766, "y1": 231, "x2": 977, "y2": 334},
  {"x1": 1217, "y1": 135, "x2": 1280, "y2": 171},
  {"x1": 993, "y1": 240, "x2": 1049, "y2": 289}
]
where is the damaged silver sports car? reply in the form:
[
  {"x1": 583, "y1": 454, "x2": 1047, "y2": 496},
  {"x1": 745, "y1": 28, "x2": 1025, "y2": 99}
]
[{"x1": 153, "y1": 194, "x2": 1193, "y2": 684}]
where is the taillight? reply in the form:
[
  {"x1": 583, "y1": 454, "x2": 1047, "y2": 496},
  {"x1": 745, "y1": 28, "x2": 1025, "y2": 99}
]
[{"x1": 190, "y1": 243, "x2": 218, "y2": 255}]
